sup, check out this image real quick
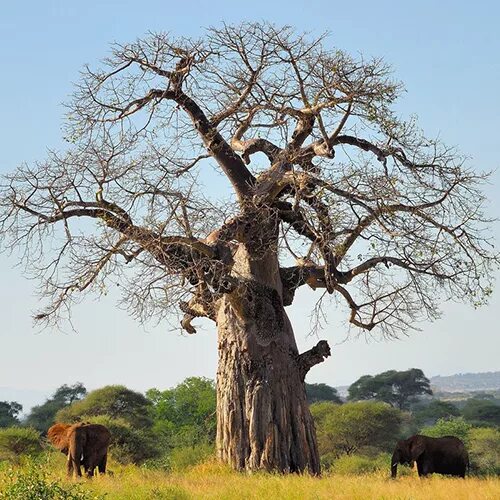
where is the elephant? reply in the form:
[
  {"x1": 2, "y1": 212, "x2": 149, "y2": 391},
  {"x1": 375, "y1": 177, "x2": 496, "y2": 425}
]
[
  {"x1": 391, "y1": 434, "x2": 468, "y2": 478},
  {"x1": 47, "y1": 422, "x2": 111, "y2": 478}
]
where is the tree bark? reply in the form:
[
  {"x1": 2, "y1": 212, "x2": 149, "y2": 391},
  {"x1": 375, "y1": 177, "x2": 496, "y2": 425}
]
[{"x1": 214, "y1": 243, "x2": 324, "y2": 474}]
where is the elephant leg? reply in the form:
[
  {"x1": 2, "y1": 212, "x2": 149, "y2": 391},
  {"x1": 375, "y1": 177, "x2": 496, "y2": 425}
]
[
  {"x1": 82, "y1": 456, "x2": 91, "y2": 478},
  {"x1": 67, "y1": 453, "x2": 82, "y2": 478},
  {"x1": 66, "y1": 453, "x2": 73, "y2": 478},
  {"x1": 416, "y1": 460, "x2": 430, "y2": 478},
  {"x1": 86, "y1": 464, "x2": 95, "y2": 479},
  {"x1": 84, "y1": 452, "x2": 97, "y2": 478},
  {"x1": 98, "y1": 453, "x2": 107, "y2": 474}
]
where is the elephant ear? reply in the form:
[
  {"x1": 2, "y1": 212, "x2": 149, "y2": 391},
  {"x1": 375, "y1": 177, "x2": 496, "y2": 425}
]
[
  {"x1": 47, "y1": 423, "x2": 72, "y2": 451},
  {"x1": 409, "y1": 437, "x2": 425, "y2": 461}
]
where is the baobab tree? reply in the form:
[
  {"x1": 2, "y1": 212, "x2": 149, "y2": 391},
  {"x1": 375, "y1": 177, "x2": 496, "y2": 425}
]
[{"x1": 0, "y1": 23, "x2": 497, "y2": 474}]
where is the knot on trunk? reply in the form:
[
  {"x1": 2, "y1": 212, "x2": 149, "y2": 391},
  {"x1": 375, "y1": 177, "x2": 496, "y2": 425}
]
[
  {"x1": 179, "y1": 285, "x2": 218, "y2": 334},
  {"x1": 236, "y1": 280, "x2": 285, "y2": 346},
  {"x1": 298, "y1": 340, "x2": 331, "y2": 380}
]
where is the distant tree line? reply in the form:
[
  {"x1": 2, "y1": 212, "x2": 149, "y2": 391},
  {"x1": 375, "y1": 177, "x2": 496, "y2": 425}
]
[{"x1": 1, "y1": 369, "x2": 499, "y2": 474}]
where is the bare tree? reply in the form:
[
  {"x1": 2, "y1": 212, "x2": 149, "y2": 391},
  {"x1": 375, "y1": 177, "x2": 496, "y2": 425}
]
[{"x1": 0, "y1": 23, "x2": 497, "y2": 474}]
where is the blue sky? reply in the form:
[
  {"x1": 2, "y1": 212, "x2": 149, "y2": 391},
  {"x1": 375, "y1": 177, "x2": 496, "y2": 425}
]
[{"x1": 1, "y1": 1, "x2": 499, "y2": 411}]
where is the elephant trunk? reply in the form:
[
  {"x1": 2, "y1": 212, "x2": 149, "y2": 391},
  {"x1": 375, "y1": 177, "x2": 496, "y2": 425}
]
[{"x1": 391, "y1": 451, "x2": 399, "y2": 479}]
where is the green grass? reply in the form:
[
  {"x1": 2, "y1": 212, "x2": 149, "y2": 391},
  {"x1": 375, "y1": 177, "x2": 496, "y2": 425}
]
[{"x1": 1, "y1": 454, "x2": 499, "y2": 500}]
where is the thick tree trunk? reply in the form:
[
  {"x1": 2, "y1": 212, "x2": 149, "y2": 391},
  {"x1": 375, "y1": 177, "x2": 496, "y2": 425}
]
[
  {"x1": 214, "y1": 243, "x2": 324, "y2": 474},
  {"x1": 216, "y1": 298, "x2": 320, "y2": 473}
]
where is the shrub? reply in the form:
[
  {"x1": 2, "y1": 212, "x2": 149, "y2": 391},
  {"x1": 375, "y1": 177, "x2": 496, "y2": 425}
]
[
  {"x1": 147, "y1": 377, "x2": 216, "y2": 449},
  {"x1": 85, "y1": 415, "x2": 160, "y2": 464},
  {"x1": 468, "y1": 427, "x2": 500, "y2": 475},
  {"x1": 420, "y1": 416, "x2": 472, "y2": 443},
  {"x1": 311, "y1": 401, "x2": 403, "y2": 458},
  {"x1": 0, "y1": 461, "x2": 102, "y2": 499},
  {"x1": 0, "y1": 428, "x2": 42, "y2": 462},
  {"x1": 56, "y1": 385, "x2": 152, "y2": 429}
]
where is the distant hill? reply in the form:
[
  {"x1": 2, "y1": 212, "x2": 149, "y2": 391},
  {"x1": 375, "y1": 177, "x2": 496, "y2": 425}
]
[
  {"x1": 430, "y1": 371, "x2": 500, "y2": 393},
  {"x1": 334, "y1": 371, "x2": 500, "y2": 399}
]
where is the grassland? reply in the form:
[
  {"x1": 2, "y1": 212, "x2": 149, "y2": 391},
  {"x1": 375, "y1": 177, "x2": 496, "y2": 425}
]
[{"x1": 1, "y1": 456, "x2": 500, "y2": 500}]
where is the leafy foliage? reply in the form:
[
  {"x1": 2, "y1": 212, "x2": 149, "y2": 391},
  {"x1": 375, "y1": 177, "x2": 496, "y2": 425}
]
[
  {"x1": 305, "y1": 383, "x2": 342, "y2": 404},
  {"x1": 25, "y1": 383, "x2": 86, "y2": 433},
  {"x1": 0, "y1": 428, "x2": 42, "y2": 462},
  {"x1": 420, "y1": 417, "x2": 473, "y2": 443},
  {"x1": 147, "y1": 377, "x2": 216, "y2": 449},
  {"x1": 412, "y1": 400, "x2": 461, "y2": 426},
  {"x1": 56, "y1": 385, "x2": 152, "y2": 429},
  {"x1": 0, "y1": 460, "x2": 102, "y2": 499},
  {"x1": 348, "y1": 369, "x2": 432, "y2": 409},
  {"x1": 311, "y1": 401, "x2": 402, "y2": 458},
  {"x1": 85, "y1": 415, "x2": 159, "y2": 464},
  {"x1": 0, "y1": 402, "x2": 22, "y2": 428},
  {"x1": 468, "y1": 427, "x2": 500, "y2": 475},
  {"x1": 462, "y1": 398, "x2": 500, "y2": 426}
]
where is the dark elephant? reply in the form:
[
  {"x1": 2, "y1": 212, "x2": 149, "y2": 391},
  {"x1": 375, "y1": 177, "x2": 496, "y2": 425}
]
[
  {"x1": 47, "y1": 422, "x2": 111, "y2": 478},
  {"x1": 391, "y1": 434, "x2": 468, "y2": 478}
]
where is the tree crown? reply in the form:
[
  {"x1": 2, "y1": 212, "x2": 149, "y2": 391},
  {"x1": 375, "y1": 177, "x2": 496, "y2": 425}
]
[
  {"x1": 348, "y1": 368, "x2": 432, "y2": 409},
  {"x1": 0, "y1": 23, "x2": 497, "y2": 337}
]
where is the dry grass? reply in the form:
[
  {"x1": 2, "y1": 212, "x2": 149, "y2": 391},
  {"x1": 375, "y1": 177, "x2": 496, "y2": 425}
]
[{"x1": 2, "y1": 456, "x2": 500, "y2": 500}]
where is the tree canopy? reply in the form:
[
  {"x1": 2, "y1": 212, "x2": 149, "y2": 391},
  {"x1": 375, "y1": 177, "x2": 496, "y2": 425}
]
[
  {"x1": 421, "y1": 416, "x2": 472, "y2": 443},
  {"x1": 25, "y1": 383, "x2": 86, "y2": 433},
  {"x1": 0, "y1": 23, "x2": 496, "y2": 337},
  {"x1": 305, "y1": 383, "x2": 342, "y2": 404},
  {"x1": 147, "y1": 377, "x2": 216, "y2": 448},
  {"x1": 348, "y1": 369, "x2": 432, "y2": 409},
  {"x1": 0, "y1": 401, "x2": 22, "y2": 428},
  {"x1": 412, "y1": 399, "x2": 460, "y2": 426},
  {"x1": 462, "y1": 398, "x2": 500, "y2": 426},
  {"x1": 56, "y1": 385, "x2": 152, "y2": 429}
]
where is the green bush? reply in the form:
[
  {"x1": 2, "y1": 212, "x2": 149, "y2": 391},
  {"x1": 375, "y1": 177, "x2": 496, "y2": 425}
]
[
  {"x1": 85, "y1": 415, "x2": 160, "y2": 464},
  {"x1": 420, "y1": 417, "x2": 472, "y2": 443},
  {"x1": 56, "y1": 385, "x2": 152, "y2": 429},
  {"x1": 311, "y1": 401, "x2": 403, "y2": 458},
  {"x1": 0, "y1": 461, "x2": 102, "y2": 499},
  {"x1": 468, "y1": 427, "x2": 500, "y2": 475},
  {"x1": 147, "y1": 377, "x2": 216, "y2": 449},
  {"x1": 0, "y1": 428, "x2": 42, "y2": 462}
]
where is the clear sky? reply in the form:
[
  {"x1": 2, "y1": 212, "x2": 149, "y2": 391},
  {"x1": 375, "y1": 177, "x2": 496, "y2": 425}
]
[{"x1": 1, "y1": 1, "x2": 499, "y2": 410}]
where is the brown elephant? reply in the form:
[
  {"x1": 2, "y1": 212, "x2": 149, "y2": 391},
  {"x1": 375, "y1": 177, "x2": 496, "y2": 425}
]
[{"x1": 47, "y1": 422, "x2": 111, "y2": 478}]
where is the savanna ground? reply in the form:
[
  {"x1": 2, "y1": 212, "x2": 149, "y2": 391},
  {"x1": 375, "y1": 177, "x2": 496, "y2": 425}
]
[{"x1": 1, "y1": 455, "x2": 499, "y2": 500}]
